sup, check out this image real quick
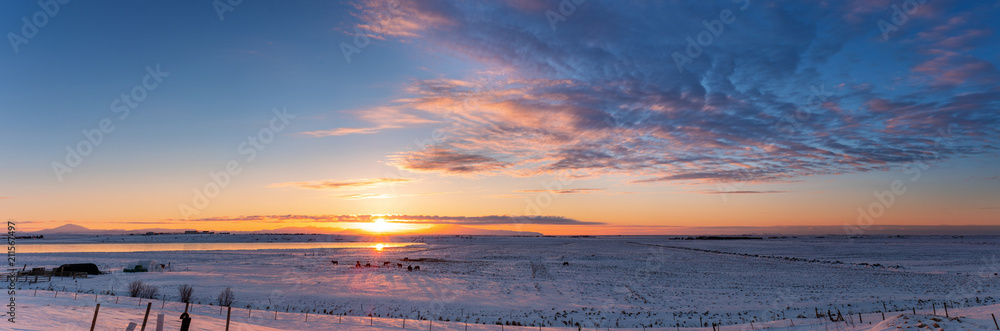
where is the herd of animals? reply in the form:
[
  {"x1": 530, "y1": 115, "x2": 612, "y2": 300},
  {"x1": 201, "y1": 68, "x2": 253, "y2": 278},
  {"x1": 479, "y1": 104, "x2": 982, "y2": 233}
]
[{"x1": 329, "y1": 260, "x2": 421, "y2": 271}]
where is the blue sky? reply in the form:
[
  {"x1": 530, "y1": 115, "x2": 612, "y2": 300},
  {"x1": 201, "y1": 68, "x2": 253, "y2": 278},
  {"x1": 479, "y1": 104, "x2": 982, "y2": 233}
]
[{"x1": 2, "y1": 0, "x2": 998, "y2": 233}]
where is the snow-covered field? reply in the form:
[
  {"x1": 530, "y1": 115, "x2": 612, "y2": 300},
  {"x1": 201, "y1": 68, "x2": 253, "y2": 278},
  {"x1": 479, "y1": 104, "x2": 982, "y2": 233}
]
[{"x1": 12, "y1": 235, "x2": 1000, "y2": 330}]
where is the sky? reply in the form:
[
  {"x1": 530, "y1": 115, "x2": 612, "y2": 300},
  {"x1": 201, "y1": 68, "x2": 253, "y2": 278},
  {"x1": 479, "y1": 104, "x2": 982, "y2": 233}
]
[{"x1": 2, "y1": 0, "x2": 998, "y2": 234}]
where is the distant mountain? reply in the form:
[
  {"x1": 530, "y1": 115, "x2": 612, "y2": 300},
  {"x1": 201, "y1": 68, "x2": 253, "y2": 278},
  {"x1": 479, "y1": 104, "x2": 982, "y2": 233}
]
[
  {"x1": 29, "y1": 224, "x2": 194, "y2": 235},
  {"x1": 31, "y1": 224, "x2": 109, "y2": 234}
]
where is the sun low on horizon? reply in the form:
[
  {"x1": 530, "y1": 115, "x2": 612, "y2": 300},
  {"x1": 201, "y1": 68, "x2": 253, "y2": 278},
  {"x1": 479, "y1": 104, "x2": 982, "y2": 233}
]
[{"x1": 357, "y1": 218, "x2": 406, "y2": 233}]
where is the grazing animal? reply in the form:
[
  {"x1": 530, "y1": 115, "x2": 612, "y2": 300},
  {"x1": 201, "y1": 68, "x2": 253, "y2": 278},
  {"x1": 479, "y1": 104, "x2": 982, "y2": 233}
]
[
  {"x1": 396, "y1": 263, "x2": 403, "y2": 268},
  {"x1": 365, "y1": 263, "x2": 372, "y2": 268},
  {"x1": 414, "y1": 266, "x2": 420, "y2": 271},
  {"x1": 355, "y1": 261, "x2": 361, "y2": 268},
  {"x1": 383, "y1": 261, "x2": 391, "y2": 267},
  {"x1": 332, "y1": 261, "x2": 338, "y2": 265},
  {"x1": 562, "y1": 262, "x2": 569, "y2": 266},
  {"x1": 407, "y1": 265, "x2": 412, "y2": 271}
]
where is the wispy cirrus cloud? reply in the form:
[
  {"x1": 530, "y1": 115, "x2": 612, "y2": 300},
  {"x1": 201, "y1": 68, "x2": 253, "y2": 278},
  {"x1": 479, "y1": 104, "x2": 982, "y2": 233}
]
[
  {"x1": 337, "y1": 193, "x2": 401, "y2": 200},
  {"x1": 300, "y1": 125, "x2": 397, "y2": 137},
  {"x1": 700, "y1": 190, "x2": 790, "y2": 195},
  {"x1": 302, "y1": 106, "x2": 438, "y2": 137},
  {"x1": 344, "y1": 0, "x2": 1000, "y2": 184},
  {"x1": 171, "y1": 214, "x2": 601, "y2": 225},
  {"x1": 516, "y1": 188, "x2": 603, "y2": 194},
  {"x1": 271, "y1": 177, "x2": 412, "y2": 190},
  {"x1": 336, "y1": 192, "x2": 446, "y2": 200}
]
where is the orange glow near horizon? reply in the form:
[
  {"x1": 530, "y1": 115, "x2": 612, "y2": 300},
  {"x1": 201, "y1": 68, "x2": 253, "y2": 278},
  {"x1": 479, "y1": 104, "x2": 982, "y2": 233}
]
[
  {"x1": 375, "y1": 243, "x2": 384, "y2": 252},
  {"x1": 359, "y1": 218, "x2": 399, "y2": 233}
]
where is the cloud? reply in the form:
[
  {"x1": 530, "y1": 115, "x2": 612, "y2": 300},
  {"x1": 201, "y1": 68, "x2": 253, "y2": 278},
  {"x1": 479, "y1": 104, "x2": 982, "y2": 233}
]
[
  {"x1": 516, "y1": 188, "x2": 603, "y2": 194},
  {"x1": 392, "y1": 147, "x2": 510, "y2": 174},
  {"x1": 337, "y1": 193, "x2": 398, "y2": 199},
  {"x1": 301, "y1": 105, "x2": 439, "y2": 137},
  {"x1": 271, "y1": 178, "x2": 412, "y2": 190},
  {"x1": 174, "y1": 214, "x2": 602, "y2": 225},
  {"x1": 700, "y1": 190, "x2": 791, "y2": 194},
  {"x1": 300, "y1": 125, "x2": 397, "y2": 137},
  {"x1": 346, "y1": 0, "x2": 1000, "y2": 183}
]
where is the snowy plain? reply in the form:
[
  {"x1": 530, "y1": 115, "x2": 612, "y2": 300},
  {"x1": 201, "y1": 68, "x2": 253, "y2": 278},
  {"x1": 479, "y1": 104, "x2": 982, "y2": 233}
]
[{"x1": 11, "y1": 234, "x2": 1000, "y2": 330}]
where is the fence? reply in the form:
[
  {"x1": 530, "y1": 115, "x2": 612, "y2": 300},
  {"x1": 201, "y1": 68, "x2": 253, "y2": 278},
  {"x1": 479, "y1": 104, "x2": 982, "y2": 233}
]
[{"x1": 23, "y1": 289, "x2": 1000, "y2": 330}]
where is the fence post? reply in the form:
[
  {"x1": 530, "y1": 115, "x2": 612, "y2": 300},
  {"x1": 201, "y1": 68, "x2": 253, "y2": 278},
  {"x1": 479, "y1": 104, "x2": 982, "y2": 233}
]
[
  {"x1": 992, "y1": 313, "x2": 998, "y2": 330},
  {"x1": 89, "y1": 303, "x2": 101, "y2": 331},
  {"x1": 225, "y1": 306, "x2": 232, "y2": 331},
  {"x1": 944, "y1": 302, "x2": 949, "y2": 318},
  {"x1": 140, "y1": 302, "x2": 152, "y2": 331},
  {"x1": 156, "y1": 313, "x2": 164, "y2": 331}
]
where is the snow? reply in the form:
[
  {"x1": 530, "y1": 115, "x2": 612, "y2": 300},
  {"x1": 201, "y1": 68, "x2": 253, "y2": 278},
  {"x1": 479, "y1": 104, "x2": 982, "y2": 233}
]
[{"x1": 10, "y1": 235, "x2": 1000, "y2": 329}]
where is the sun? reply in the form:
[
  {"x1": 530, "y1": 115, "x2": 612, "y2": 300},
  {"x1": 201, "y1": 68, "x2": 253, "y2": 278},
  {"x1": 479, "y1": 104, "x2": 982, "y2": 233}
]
[{"x1": 363, "y1": 218, "x2": 396, "y2": 233}]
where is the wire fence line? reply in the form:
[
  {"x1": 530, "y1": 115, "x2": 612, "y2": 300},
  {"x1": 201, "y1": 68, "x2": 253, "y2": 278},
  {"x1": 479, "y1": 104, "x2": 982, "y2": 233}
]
[{"x1": 22, "y1": 289, "x2": 1000, "y2": 330}]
